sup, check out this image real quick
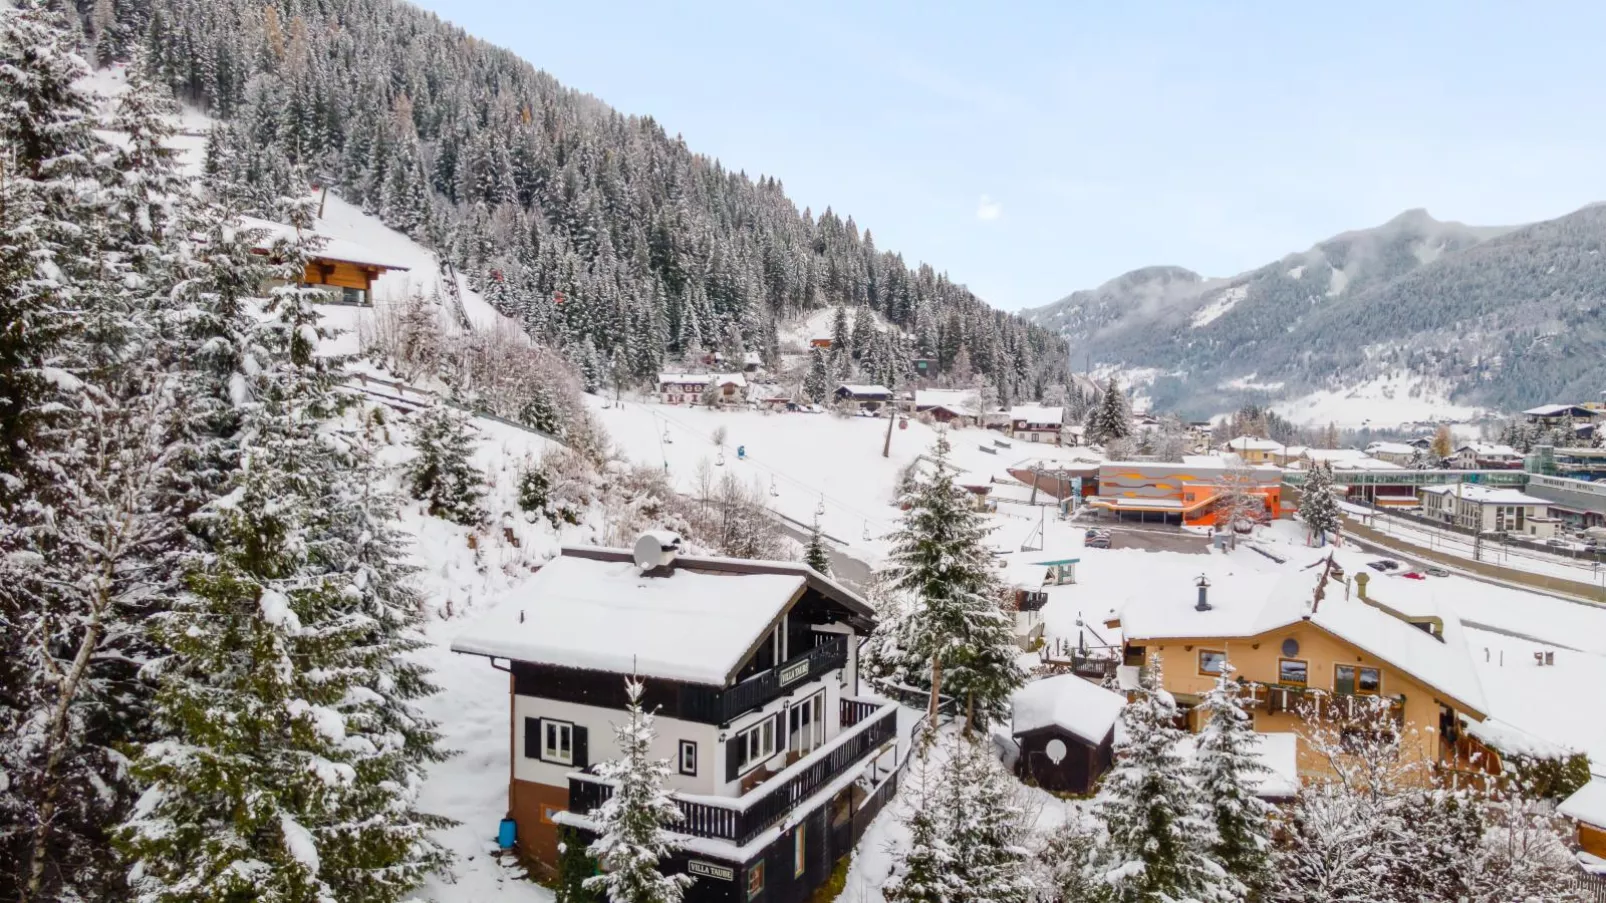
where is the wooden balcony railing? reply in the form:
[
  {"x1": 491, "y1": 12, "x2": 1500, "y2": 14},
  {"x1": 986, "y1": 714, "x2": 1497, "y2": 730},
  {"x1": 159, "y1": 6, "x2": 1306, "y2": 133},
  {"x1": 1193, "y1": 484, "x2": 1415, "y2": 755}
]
[
  {"x1": 570, "y1": 701, "x2": 897, "y2": 847},
  {"x1": 716, "y1": 635, "x2": 847, "y2": 723},
  {"x1": 840, "y1": 697, "x2": 880, "y2": 728}
]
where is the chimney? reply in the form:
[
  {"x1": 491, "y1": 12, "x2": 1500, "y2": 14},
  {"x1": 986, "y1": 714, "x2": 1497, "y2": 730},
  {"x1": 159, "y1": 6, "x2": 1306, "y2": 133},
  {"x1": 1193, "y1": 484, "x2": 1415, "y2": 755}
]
[
  {"x1": 1194, "y1": 574, "x2": 1212, "y2": 612},
  {"x1": 1354, "y1": 571, "x2": 1369, "y2": 600},
  {"x1": 632, "y1": 531, "x2": 682, "y2": 574}
]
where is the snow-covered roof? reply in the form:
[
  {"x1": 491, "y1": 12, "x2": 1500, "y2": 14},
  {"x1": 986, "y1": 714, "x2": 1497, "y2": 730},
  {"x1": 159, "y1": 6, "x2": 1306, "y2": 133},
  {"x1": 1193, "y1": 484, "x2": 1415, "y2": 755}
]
[
  {"x1": 1455, "y1": 442, "x2": 1519, "y2": 457},
  {"x1": 835, "y1": 383, "x2": 892, "y2": 397},
  {"x1": 451, "y1": 554, "x2": 806, "y2": 685},
  {"x1": 659, "y1": 372, "x2": 712, "y2": 385},
  {"x1": 1010, "y1": 405, "x2": 1064, "y2": 425},
  {"x1": 1011, "y1": 674, "x2": 1126, "y2": 744},
  {"x1": 1226, "y1": 436, "x2": 1284, "y2": 452},
  {"x1": 914, "y1": 389, "x2": 980, "y2": 415},
  {"x1": 741, "y1": 351, "x2": 763, "y2": 366},
  {"x1": 1366, "y1": 441, "x2": 1417, "y2": 456},
  {"x1": 1419, "y1": 484, "x2": 1551, "y2": 506},
  {"x1": 1114, "y1": 572, "x2": 1488, "y2": 717},
  {"x1": 714, "y1": 373, "x2": 747, "y2": 388},
  {"x1": 1282, "y1": 445, "x2": 1310, "y2": 457},
  {"x1": 1525, "y1": 403, "x2": 1595, "y2": 418},
  {"x1": 746, "y1": 383, "x2": 789, "y2": 400},
  {"x1": 1464, "y1": 717, "x2": 1579, "y2": 761},
  {"x1": 240, "y1": 216, "x2": 411, "y2": 271},
  {"x1": 1562, "y1": 777, "x2": 1606, "y2": 829},
  {"x1": 1303, "y1": 448, "x2": 1370, "y2": 463}
]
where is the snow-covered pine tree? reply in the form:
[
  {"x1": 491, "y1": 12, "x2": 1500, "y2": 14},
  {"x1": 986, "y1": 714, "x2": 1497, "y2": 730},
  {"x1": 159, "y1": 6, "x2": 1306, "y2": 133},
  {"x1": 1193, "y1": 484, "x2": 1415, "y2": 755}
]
[
  {"x1": 1036, "y1": 811, "x2": 1109, "y2": 903},
  {"x1": 939, "y1": 735, "x2": 1035, "y2": 903},
  {"x1": 831, "y1": 304, "x2": 852, "y2": 363},
  {"x1": 804, "y1": 345, "x2": 831, "y2": 404},
  {"x1": 1297, "y1": 462, "x2": 1341, "y2": 546},
  {"x1": 1086, "y1": 377, "x2": 1133, "y2": 447},
  {"x1": 584, "y1": 678, "x2": 695, "y2": 903},
  {"x1": 1193, "y1": 666, "x2": 1273, "y2": 898},
  {"x1": 877, "y1": 432, "x2": 1021, "y2": 731},
  {"x1": 882, "y1": 751, "x2": 954, "y2": 903},
  {"x1": 850, "y1": 307, "x2": 873, "y2": 360},
  {"x1": 406, "y1": 401, "x2": 488, "y2": 526},
  {"x1": 803, "y1": 514, "x2": 832, "y2": 576},
  {"x1": 119, "y1": 194, "x2": 450, "y2": 903},
  {"x1": 1097, "y1": 655, "x2": 1231, "y2": 903}
]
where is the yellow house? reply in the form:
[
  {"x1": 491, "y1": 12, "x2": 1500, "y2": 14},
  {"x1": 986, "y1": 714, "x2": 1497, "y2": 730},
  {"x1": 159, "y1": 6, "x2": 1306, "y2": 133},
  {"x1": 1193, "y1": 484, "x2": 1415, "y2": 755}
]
[
  {"x1": 1224, "y1": 435, "x2": 1286, "y2": 465},
  {"x1": 1105, "y1": 569, "x2": 1495, "y2": 784}
]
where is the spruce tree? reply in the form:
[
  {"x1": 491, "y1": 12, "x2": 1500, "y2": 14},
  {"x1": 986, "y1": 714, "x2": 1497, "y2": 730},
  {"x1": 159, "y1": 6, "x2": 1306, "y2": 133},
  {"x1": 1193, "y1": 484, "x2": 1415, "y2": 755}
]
[
  {"x1": 119, "y1": 200, "x2": 451, "y2": 903},
  {"x1": 882, "y1": 752, "x2": 954, "y2": 903},
  {"x1": 877, "y1": 432, "x2": 1021, "y2": 730},
  {"x1": 804, "y1": 345, "x2": 831, "y2": 404},
  {"x1": 1297, "y1": 462, "x2": 1341, "y2": 546},
  {"x1": 584, "y1": 678, "x2": 694, "y2": 903},
  {"x1": 1194, "y1": 666, "x2": 1273, "y2": 899},
  {"x1": 1097, "y1": 656, "x2": 1231, "y2": 903},
  {"x1": 940, "y1": 735, "x2": 1035, "y2": 903},
  {"x1": 1087, "y1": 377, "x2": 1133, "y2": 446},
  {"x1": 803, "y1": 514, "x2": 833, "y2": 576},
  {"x1": 406, "y1": 401, "x2": 488, "y2": 525}
]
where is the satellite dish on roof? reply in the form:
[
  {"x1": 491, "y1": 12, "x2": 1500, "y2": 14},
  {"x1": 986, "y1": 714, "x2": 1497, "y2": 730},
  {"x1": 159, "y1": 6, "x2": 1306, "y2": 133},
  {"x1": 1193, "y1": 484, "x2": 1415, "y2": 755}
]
[{"x1": 633, "y1": 531, "x2": 682, "y2": 572}]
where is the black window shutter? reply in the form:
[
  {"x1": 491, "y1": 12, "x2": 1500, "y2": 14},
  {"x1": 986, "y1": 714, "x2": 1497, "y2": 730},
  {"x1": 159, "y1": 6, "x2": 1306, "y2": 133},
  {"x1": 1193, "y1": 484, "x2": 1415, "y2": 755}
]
[
  {"x1": 524, "y1": 717, "x2": 542, "y2": 759},
  {"x1": 727, "y1": 733, "x2": 744, "y2": 782},
  {"x1": 572, "y1": 726, "x2": 589, "y2": 769},
  {"x1": 775, "y1": 707, "x2": 788, "y2": 749}
]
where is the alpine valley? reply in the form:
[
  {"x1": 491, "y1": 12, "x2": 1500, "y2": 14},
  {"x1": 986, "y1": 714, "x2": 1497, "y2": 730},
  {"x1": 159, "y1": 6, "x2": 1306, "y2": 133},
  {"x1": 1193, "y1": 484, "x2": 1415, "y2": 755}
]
[{"x1": 1026, "y1": 205, "x2": 1606, "y2": 422}]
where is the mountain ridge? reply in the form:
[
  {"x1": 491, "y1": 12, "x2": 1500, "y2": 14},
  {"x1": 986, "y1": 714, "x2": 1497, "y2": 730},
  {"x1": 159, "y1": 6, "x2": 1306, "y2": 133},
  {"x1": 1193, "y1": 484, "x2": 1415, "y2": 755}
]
[{"x1": 1025, "y1": 205, "x2": 1606, "y2": 419}]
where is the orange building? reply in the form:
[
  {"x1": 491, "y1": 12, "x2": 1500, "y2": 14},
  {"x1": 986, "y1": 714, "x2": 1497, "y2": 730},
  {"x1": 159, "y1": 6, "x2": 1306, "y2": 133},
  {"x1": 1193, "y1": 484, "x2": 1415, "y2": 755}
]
[
  {"x1": 1104, "y1": 569, "x2": 1497, "y2": 784},
  {"x1": 1089, "y1": 460, "x2": 1285, "y2": 527}
]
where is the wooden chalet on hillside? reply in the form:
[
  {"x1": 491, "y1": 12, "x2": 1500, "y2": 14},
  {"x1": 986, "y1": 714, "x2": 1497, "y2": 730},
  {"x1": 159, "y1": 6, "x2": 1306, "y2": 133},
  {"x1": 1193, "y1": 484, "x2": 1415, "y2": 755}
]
[
  {"x1": 242, "y1": 216, "x2": 410, "y2": 306},
  {"x1": 451, "y1": 535, "x2": 905, "y2": 903}
]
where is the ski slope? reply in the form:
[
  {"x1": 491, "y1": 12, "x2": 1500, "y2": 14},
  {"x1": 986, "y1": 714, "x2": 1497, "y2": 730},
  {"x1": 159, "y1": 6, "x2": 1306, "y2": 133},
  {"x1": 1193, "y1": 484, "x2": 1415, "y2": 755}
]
[{"x1": 589, "y1": 398, "x2": 1101, "y2": 564}]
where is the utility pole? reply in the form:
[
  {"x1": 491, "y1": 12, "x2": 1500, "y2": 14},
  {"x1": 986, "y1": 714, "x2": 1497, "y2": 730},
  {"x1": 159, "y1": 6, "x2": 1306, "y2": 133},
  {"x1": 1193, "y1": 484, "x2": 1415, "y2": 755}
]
[{"x1": 882, "y1": 365, "x2": 898, "y2": 458}]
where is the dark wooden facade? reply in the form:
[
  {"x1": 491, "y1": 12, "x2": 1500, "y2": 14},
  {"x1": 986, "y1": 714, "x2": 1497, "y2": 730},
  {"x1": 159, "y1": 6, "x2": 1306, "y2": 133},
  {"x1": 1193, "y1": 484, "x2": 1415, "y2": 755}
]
[{"x1": 1013, "y1": 725, "x2": 1113, "y2": 795}]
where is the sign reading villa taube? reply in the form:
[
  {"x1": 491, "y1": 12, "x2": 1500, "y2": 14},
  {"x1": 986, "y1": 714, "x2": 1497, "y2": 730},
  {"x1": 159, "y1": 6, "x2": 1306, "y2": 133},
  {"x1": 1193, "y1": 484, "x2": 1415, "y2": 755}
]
[
  {"x1": 687, "y1": 860, "x2": 734, "y2": 881},
  {"x1": 778, "y1": 658, "x2": 810, "y2": 686}
]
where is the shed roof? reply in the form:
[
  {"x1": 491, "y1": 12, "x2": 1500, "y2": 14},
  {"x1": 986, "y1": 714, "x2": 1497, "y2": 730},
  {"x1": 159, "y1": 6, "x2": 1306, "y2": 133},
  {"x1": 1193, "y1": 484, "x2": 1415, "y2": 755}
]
[
  {"x1": 1010, "y1": 405, "x2": 1065, "y2": 424},
  {"x1": 836, "y1": 383, "x2": 892, "y2": 397},
  {"x1": 1011, "y1": 674, "x2": 1126, "y2": 744},
  {"x1": 1562, "y1": 777, "x2": 1606, "y2": 829}
]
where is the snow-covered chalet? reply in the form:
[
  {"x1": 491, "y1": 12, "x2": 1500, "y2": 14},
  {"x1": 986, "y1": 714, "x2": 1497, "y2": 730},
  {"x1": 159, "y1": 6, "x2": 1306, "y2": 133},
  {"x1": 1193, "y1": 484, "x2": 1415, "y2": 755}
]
[{"x1": 451, "y1": 533, "x2": 902, "y2": 903}]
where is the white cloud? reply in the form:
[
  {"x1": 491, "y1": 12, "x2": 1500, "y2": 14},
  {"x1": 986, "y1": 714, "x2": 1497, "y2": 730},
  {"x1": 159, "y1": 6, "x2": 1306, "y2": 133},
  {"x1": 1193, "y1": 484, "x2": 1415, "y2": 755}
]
[{"x1": 976, "y1": 194, "x2": 1003, "y2": 221}]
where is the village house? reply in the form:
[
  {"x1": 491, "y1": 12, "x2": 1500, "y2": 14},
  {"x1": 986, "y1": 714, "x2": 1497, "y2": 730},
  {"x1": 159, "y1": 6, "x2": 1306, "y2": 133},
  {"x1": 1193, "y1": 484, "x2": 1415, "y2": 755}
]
[
  {"x1": 746, "y1": 383, "x2": 792, "y2": 411},
  {"x1": 1418, "y1": 484, "x2": 1560, "y2": 538},
  {"x1": 450, "y1": 535, "x2": 900, "y2": 903},
  {"x1": 999, "y1": 555, "x2": 1079, "y2": 649},
  {"x1": 1364, "y1": 441, "x2": 1420, "y2": 466},
  {"x1": 244, "y1": 216, "x2": 410, "y2": 305},
  {"x1": 658, "y1": 373, "x2": 747, "y2": 405},
  {"x1": 1224, "y1": 436, "x2": 1285, "y2": 465},
  {"x1": 1560, "y1": 777, "x2": 1606, "y2": 861},
  {"x1": 1452, "y1": 442, "x2": 1523, "y2": 470},
  {"x1": 1523, "y1": 403, "x2": 1600, "y2": 428},
  {"x1": 912, "y1": 388, "x2": 981, "y2": 424},
  {"x1": 833, "y1": 383, "x2": 893, "y2": 412},
  {"x1": 741, "y1": 351, "x2": 764, "y2": 373},
  {"x1": 1104, "y1": 570, "x2": 1496, "y2": 783},
  {"x1": 1009, "y1": 405, "x2": 1065, "y2": 444},
  {"x1": 1009, "y1": 675, "x2": 1125, "y2": 795}
]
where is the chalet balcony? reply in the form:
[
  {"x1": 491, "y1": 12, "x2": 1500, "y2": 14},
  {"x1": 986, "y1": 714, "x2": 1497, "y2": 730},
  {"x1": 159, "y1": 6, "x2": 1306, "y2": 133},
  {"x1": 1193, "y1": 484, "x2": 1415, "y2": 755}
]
[
  {"x1": 685, "y1": 634, "x2": 848, "y2": 724},
  {"x1": 568, "y1": 699, "x2": 897, "y2": 848}
]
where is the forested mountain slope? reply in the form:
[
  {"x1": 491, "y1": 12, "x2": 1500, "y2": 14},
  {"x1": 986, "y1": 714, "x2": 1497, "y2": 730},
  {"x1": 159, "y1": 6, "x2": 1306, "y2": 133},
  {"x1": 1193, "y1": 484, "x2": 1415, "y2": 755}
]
[
  {"x1": 86, "y1": 0, "x2": 1066, "y2": 400},
  {"x1": 1025, "y1": 205, "x2": 1606, "y2": 416}
]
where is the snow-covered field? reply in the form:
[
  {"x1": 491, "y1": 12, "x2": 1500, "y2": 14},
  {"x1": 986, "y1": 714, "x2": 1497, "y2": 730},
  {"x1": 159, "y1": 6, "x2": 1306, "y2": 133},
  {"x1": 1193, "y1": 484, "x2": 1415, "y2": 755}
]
[
  {"x1": 1271, "y1": 370, "x2": 1485, "y2": 429},
  {"x1": 589, "y1": 399, "x2": 1100, "y2": 565}
]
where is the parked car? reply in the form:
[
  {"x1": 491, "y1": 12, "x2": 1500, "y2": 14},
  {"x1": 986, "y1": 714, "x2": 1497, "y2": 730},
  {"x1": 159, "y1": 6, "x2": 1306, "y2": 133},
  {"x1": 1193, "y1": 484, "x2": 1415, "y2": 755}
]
[
  {"x1": 1400, "y1": 571, "x2": 1426, "y2": 580},
  {"x1": 1366, "y1": 559, "x2": 1400, "y2": 572},
  {"x1": 1084, "y1": 528, "x2": 1111, "y2": 549},
  {"x1": 1423, "y1": 566, "x2": 1451, "y2": 577}
]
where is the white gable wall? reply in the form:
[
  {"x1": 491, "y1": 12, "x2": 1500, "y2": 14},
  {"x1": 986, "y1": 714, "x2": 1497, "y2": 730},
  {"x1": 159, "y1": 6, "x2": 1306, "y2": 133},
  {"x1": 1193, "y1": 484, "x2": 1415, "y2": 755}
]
[{"x1": 513, "y1": 694, "x2": 722, "y2": 795}]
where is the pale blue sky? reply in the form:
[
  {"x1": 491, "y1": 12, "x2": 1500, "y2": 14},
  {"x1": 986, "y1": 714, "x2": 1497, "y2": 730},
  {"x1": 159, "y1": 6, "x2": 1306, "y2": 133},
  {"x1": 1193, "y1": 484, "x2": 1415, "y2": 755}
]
[{"x1": 413, "y1": 0, "x2": 1606, "y2": 311}]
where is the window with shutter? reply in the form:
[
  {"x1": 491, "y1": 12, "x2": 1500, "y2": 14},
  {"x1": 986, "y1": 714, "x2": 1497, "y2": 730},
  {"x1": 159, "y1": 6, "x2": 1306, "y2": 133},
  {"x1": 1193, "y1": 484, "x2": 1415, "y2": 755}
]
[{"x1": 524, "y1": 718, "x2": 541, "y2": 759}]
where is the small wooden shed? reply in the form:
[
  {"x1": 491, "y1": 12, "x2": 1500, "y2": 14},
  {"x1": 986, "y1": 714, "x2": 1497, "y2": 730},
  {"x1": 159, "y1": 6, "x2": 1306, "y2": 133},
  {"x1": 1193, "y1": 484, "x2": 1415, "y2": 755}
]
[{"x1": 1010, "y1": 674, "x2": 1125, "y2": 795}]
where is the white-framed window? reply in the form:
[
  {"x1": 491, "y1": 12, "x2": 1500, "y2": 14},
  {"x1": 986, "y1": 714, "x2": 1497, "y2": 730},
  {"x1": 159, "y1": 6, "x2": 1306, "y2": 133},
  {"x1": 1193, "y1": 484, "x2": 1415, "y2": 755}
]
[
  {"x1": 789, "y1": 690, "x2": 826, "y2": 756},
  {"x1": 679, "y1": 740, "x2": 697, "y2": 776},
  {"x1": 738, "y1": 718, "x2": 776, "y2": 772},
  {"x1": 543, "y1": 719, "x2": 574, "y2": 765}
]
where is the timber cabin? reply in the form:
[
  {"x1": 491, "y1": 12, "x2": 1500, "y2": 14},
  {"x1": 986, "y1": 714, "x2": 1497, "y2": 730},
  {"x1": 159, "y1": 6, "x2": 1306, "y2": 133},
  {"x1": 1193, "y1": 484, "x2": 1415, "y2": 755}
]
[
  {"x1": 450, "y1": 534, "x2": 904, "y2": 903},
  {"x1": 1010, "y1": 674, "x2": 1125, "y2": 794},
  {"x1": 1103, "y1": 569, "x2": 1500, "y2": 787},
  {"x1": 242, "y1": 216, "x2": 410, "y2": 306}
]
